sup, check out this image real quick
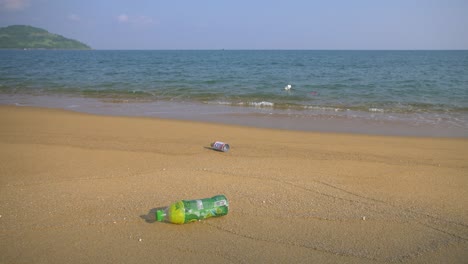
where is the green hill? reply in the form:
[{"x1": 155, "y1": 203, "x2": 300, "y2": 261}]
[{"x1": 0, "y1": 25, "x2": 91, "y2": 50}]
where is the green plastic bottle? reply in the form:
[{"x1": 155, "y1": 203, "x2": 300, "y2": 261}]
[{"x1": 156, "y1": 195, "x2": 229, "y2": 224}]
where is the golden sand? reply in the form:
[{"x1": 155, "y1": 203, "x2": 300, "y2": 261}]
[{"x1": 0, "y1": 105, "x2": 467, "y2": 263}]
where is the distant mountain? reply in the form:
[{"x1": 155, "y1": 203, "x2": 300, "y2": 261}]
[{"x1": 0, "y1": 25, "x2": 91, "y2": 50}]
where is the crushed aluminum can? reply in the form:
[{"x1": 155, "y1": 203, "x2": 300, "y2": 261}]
[{"x1": 211, "y1": 141, "x2": 230, "y2": 152}]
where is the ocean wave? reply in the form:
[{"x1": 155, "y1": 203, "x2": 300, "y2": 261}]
[
  {"x1": 213, "y1": 101, "x2": 232, "y2": 105},
  {"x1": 247, "y1": 101, "x2": 274, "y2": 107},
  {"x1": 205, "y1": 100, "x2": 276, "y2": 108},
  {"x1": 369, "y1": 108, "x2": 385, "y2": 113},
  {"x1": 303, "y1": 105, "x2": 345, "y2": 112}
]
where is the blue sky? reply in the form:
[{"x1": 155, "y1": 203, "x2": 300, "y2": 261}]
[{"x1": 0, "y1": 0, "x2": 467, "y2": 50}]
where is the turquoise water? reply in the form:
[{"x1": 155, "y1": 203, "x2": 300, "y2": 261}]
[{"x1": 1, "y1": 50, "x2": 467, "y2": 136}]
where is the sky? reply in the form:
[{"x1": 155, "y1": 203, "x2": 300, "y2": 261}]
[{"x1": 0, "y1": 0, "x2": 467, "y2": 50}]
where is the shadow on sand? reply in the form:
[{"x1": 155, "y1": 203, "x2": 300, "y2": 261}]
[
  {"x1": 204, "y1": 146, "x2": 225, "y2": 152},
  {"x1": 140, "y1": 207, "x2": 166, "y2": 223}
]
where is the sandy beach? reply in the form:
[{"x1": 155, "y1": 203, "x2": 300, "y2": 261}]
[{"x1": 0, "y1": 105, "x2": 467, "y2": 263}]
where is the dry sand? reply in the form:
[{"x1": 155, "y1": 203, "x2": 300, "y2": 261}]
[{"x1": 0, "y1": 105, "x2": 467, "y2": 263}]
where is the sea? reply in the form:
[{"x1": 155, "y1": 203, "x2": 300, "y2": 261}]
[{"x1": 1, "y1": 50, "x2": 467, "y2": 137}]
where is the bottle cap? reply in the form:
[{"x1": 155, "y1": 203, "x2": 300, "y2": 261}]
[{"x1": 156, "y1": 210, "x2": 165, "y2": 222}]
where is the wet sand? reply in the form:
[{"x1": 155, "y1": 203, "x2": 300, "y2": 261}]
[
  {"x1": 0, "y1": 105, "x2": 467, "y2": 263},
  {"x1": 1, "y1": 94, "x2": 466, "y2": 138}
]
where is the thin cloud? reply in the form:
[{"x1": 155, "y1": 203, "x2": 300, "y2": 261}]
[
  {"x1": 68, "y1": 14, "x2": 80, "y2": 22},
  {"x1": 135, "y1": 15, "x2": 154, "y2": 25},
  {"x1": 117, "y1": 14, "x2": 155, "y2": 25},
  {"x1": 0, "y1": 0, "x2": 30, "y2": 11},
  {"x1": 117, "y1": 14, "x2": 129, "y2": 23}
]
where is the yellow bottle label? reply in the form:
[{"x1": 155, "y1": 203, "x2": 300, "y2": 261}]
[{"x1": 168, "y1": 201, "x2": 186, "y2": 224}]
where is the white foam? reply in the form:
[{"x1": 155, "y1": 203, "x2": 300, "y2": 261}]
[
  {"x1": 304, "y1": 106, "x2": 344, "y2": 112},
  {"x1": 215, "y1": 101, "x2": 232, "y2": 105},
  {"x1": 369, "y1": 108, "x2": 385, "y2": 113},
  {"x1": 249, "y1": 101, "x2": 274, "y2": 107}
]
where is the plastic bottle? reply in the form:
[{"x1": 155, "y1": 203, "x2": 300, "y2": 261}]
[
  {"x1": 211, "y1": 141, "x2": 230, "y2": 152},
  {"x1": 156, "y1": 195, "x2": 229, "y2": 224}
]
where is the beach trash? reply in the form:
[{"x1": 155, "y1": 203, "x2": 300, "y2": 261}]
[
  {"x1": 156, "y1": 195, "x2": 229, "y2": 224},
  {"x1": 211, "y1": 141, "x2": 230, "y2": 152}
]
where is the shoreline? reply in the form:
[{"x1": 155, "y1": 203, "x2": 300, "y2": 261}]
[
  {"x1": 1, "y1": 94, "x2": 466, "y2": 138},
  {"x1": 1, "y1": 105, "x2": 467, "y2": 263}
]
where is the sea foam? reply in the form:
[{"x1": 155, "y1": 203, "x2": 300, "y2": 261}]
[{"x1": 248, "y1": 101, "x2": 274, "y2": 107}]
